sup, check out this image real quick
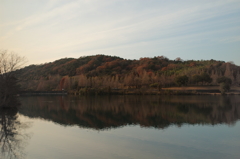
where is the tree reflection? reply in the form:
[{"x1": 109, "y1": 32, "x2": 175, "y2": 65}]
[
  {"x1": 19, "y1": 95, "x2": 240, "y2": 130},
  {"x1": 0, "y1": 107, "x2": 31, "y2": 159}
]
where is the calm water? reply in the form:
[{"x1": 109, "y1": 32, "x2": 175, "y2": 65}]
[{"x1": 1, "y1": 95, "x2": 240, "y2": 159}]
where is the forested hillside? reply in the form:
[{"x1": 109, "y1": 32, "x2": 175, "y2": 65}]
[{"x1": 13, "y1": 55, "x2": 240, "y2": 92}]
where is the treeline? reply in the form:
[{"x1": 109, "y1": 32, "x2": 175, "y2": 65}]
[{"x1": 13, "y1": 55, "x2": 240, "y2": 92}]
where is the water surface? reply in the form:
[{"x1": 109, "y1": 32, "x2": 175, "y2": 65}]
[{"x1": 1, "y1": 95, "x2": 240, "y2": 159}]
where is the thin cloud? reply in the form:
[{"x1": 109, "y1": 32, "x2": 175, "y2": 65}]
[{"x1": 0, "y1": 0, "x2": 240, "y2": 64}]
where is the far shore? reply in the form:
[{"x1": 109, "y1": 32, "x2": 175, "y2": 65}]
[
  {"x1": 19, "y1": 86, "x2": 240, "y2": 96},
  {"x1": 161, "y1": 86, "x2": 240, "y2": 95}
]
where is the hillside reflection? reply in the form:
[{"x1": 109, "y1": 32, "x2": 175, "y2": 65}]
[
  {"x1": 19, "y1": 95, "x2": 240, "y2": 130},
  {"x1": 0, "y1": 108, "x2": 31, "y2": 159}
]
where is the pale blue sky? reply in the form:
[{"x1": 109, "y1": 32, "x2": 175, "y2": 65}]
[{"x1": 1, "y1": 0, "x2": 240, "y2": 65}]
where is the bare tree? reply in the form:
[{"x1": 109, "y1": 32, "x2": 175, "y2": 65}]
[
  {"x1": 0, "y1": 50, "x2": 27, "y2": 75},
  {"x1": 0, "y1": 50, "x2": 27, "y2": 108}
]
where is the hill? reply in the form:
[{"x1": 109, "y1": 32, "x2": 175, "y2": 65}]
[{"x1": 13, "y1": 55, "x2": 240, "y2": 92}]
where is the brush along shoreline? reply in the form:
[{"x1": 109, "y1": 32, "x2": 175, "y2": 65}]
[{"x1": 19, "y1": 86, "x2": 240, "y2": 95}]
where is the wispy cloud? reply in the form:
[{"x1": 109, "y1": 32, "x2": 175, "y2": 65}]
[
  {"x1": 1, "y1": 0, "x2": 240, "y2": 64},
  {"x1": 15, "y1": 1, "x2": 82, "y2": 31}
]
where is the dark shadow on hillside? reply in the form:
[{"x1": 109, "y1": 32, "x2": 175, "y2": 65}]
[{"x1": 19, "y1": 95, "x2": 240, "y2": 130}]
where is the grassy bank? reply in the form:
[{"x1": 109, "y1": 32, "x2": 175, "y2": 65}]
[{"x1": 67, "y1": 86, "x2": 240, "y2": 95}]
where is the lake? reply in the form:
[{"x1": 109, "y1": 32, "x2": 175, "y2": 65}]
[{"x1": 1, "y1": 95, "x2": 240, "y2": 159}]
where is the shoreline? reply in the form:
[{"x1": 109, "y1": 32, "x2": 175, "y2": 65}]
[{"x1": 19, "y1": 86, "x2": 240, "y2": 96}]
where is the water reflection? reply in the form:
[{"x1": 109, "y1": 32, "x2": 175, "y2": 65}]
[
  {"x1": 19, "y1": 95, "x2": 240, "y2": 130},
  {"x1": 0, "y1": 107, "x2": 31, "y2": 159}
]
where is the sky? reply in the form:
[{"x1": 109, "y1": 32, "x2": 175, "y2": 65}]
[{"x1": 1, "y1": 0, "x2": 240, "y2": 65}]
